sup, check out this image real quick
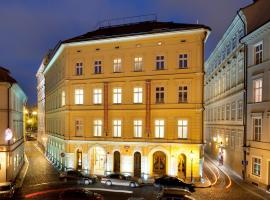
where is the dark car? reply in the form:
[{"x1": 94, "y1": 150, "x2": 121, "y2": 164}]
[
  {"x1": 154, "y1": 176, "x2": 195, "y2": 192},
  {"x1": 59, "y1": 170, "x2": 97, "y2": 185},
  {"x1": 156, "y1": 188, "x2": 196, "y2": 200},
  {"x1": 59, "y1": 188, "x2": 103, "y2": 200}
]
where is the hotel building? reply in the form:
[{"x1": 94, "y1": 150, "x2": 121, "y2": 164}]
[{"x1": 41, "y1": 20, "x2": 210, "y2": 179}]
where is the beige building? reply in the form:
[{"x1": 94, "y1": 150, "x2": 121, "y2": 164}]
[
  {"x1": 42, "y1": 21, "x2": 210, "y2": 180},
  {"x1": 0, "y1": 67, "x2": 27, "y2": 183}
]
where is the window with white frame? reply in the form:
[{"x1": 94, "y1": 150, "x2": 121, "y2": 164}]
[
  {"x1": 93, "y1": 120, "x2": 102, "y2": 136},
  {"x1": 156, "y1": 87, "x2": 164, "y2": 104},
  {"x1": 179, "y1": 54, "x2": 188, "y2": 69},
  {"x1": 231, "y1": 102, "x2": 236, "y2": 121},
  {"x1": 134, "y1": 120, "x2": 142, "y2": 138},
  {"x1": 133, "y1": 87, "x2": 143, "y2": 103},
  {"x1": 113, "y1": 120, "x2": 122, "y2": 137},
  {"x1": 253, "y1": 78, "x2": 262, "y2": 103},
  {"x1": 237, "y1": 100, "x2": 243, "y2": 120},
  {"x1": 252, "y1": 157, "x2": 261, "y2": 176},
  {"x1": 113, "y1": 88, "x2": 122, "y2": 104},
  {"x1": 74, "y1": 89, "x2": 84, "y2": 105},
  {"x1": 226, "y1": 104, "x2": 230, "y2": 120},
  {"x1": 155, "y1": 120, "x2": 164, "y2": 138},
  {"x1": 75, "y1": 119, "x2": 83, "y2": 136},
  {"x1": 134, "y1": 57, "x2": 143, "y2": 72},
  {"x1": 254, "y1": 42, "x2": 263, "y2": 65},
  {"x1": 178, "y1": 120, "x2": 188, "y2": 139},
  {"x1": 253, "y1": 117, "x2": 262, "y2": 141},
  {"x1": 178, "y1": 86, "x2": 188, "y2": 103},
  {"x1": 94, "y1": 60, "x2": 102, "y2": 74},
  {"x1": 93, "y1": 88, "x2": 102, "y2": 104},
  {"x1": 156, "y1": 56, "x2": 165, "y2": 70},
  {"x1": 61, "y1": 91, "x2": 66, "y2": 106},
  {"x1": 222, "y1": 105, "x2": 225, "y2": 120},
  {"x1": 75, "y1": 62, "x2": 83, "y2": 76},
  {"x1": 113, "y1": 58, "x2": 122, "y2": 72}
]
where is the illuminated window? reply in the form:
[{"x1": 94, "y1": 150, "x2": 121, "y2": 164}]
[
  {"x1": 61, "y1": 91, "x2": 66, "y2": 106},
  {"x1": 94, "y1": 60, "x2": 102, "y2": 74},
  {"x1": 253, "y1": 78, "x2": 262, "y2": 102},
  {"x1": 113, "y1": 120, "x2": 122, "y2": 137},
  {"x1": 74, "y1": 89, "x2": 84, "y2": 105},
  {"x1": 113, "y1": 88, "x2": 122, "y2": 104},
  {"x1": 252, "y1": 157, "x2": 261, "y2": 177},
  {"x1": 226, "y1": 104, "x2": 230, "y2": 120},
  {"x1": 75, "y1": 119, "x2": 83, "y2": 136},
  {"x1": 179, "y1": 54, "x2": 188, "y2": 69},
  {"x1": 155, "y1": 87, "x2": 164, "y2": 104},
  {"x1": 156, "y1": 56, "x2": 165, "y2": 70},
  {"x1": 254, "y1": 42, "x2": 263, "y2": 65},
  {"x1": 178, "y1": 86, "x2": 188, "y2": 103},
  {"x1": 76, "y1": 150, "x2": 82, "y2": 170},
  {"x1": 155, "y1": 120, "x2": 164, "y2": 138},
  {"x1": 237, "y1": 101, "x2": 243, "y2": 120},
  {"x1": 231, "y1": 102, "x2": 236, "y2": 121},
  {"x1": 134, "y1": 120, "x2": 142, "y2": 138},
  {"x1": 113, "y1": 58, "x2": 122, "y2": 72},
  {"x1": 253, "y1": 117, "x2": 262, "y2": 142},
  {"x1": 134, "y1": 57, "x2": 143, "y2": 72},
  {"x1": 93, "y1": 120, "x2": 102, "y2": 136},
  {"x1": 75, "y1": 62, "x2": 83, "y2": 76},
  {"x1": 178, "y1": 120, "x2": 188, "y2": 139},
  {"x1": 133, "y1": 87, "x2": 143, "y2": 103},
  {"x1": 93, "y1": 88, "x2": 102, "y2": 104}
]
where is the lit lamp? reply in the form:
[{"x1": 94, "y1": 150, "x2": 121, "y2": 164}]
[
  {"x1": 32, "y1": 111, "x2": 37, "y2": 116},
  {"x1": 189, "y1": 150, "x2": 194, "y2": 182},
  {"x1": 5, "y1": 128, "x2": 13, "y2": 142}
]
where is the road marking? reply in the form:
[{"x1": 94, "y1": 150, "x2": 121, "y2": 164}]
[
  {"x1": 86, "y1": 188, "x2": 133, "y2": 194},
  {"x1": 205, "y1": 162, "x2": 218, "y2": 186},
  {"x1": 28, "y1": 181, "x2": 62, "y2": 187}
]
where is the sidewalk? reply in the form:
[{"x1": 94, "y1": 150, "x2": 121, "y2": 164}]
[
  {"x1": 205, "y1": 154, "x2": 270, "y2": 200},
  {"x1": 14, "y1": 153, "x2": 29, "y2": 188}
]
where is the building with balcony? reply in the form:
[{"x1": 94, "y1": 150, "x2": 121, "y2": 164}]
[{"x1": 41, "y1": 20, "x2": 210, "y2": 180}]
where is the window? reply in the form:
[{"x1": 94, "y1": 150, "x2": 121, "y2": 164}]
[
  {"x1": 237, "y1": 101, "x2": 243, "y2": 120},
  {"x1": 253, "y1": 117, "x2": 262, "y2": 141},
  {"x1": 75, "y1": 120, "x2": 83, "y2": 136},
  {"x1": 155, "y1": 87, "x2": 164, "y2": 104},
  {"x1": 156, "y1": 56, "x2": 165, "y2": 70},
  {"x1": 113, "y1": 120, "x2": 122, "y2": 137},
  {"x1": 254, "y1": 42, "x2": 263, "y2": 65},
  {"x1": 178, "y1": 120, "x2": 188, "y2": 139},
  {"x1": 155, "y1": 120, "x2": 164, "y2": 138},
  {"x1": 253, "y1": 78, "x2": 262, "y2": 102},
  {"x1": 232, "y1": 36, "x2": 237, "y2": 50},
  {"x1": 252, "y1": 158, "x2": 261, "y2": 177},
  {"x1": 75, "y1": 89, "x2": 84, "y2": 105},
  {"x1": 134, "y1": 120, "x2": 142, "y2": 138},
  {"x1": 94, "y1": 60, "x2": 102, "y2": 74},
  {"x1": 113, "y1": 88, "x2": 122, "y2": 104},
  {"x1": 226, "y1": 42, "x2": 231, "y2": 55},
  {"x1": 231, "y1": 102, "x2": 236, "y2": 121},
  {"x1": 178, "y1": 86, "x2": 188, "y2": 103},
  {"x1": 75, "y1": 62, "x2": 83, "y2": 76},
  {"x1": 179, "y1": 54, "x2": 188, "y2": 69},
  {"x1": 134, "y1": 57, "x2": 143, "y2": 72},
  {"x1": 93, "y1": 88, "x2": 102, "y2": 104},
  {"x1": 93, "y1": 120, "x2": 102, "y2": 136},
  {"x1": 226, "y1": 104, "x2": 230, "y2": 120},
  {"x1": 113, "y1": 58, "x2": 122, "y2": 72},
  {"x1": 61, "y1": 91, "x2": 66, "y2": 106},
  {"x1": 222, "y1": 105, "x2": 225, "y2": 120},
  {"x1": 133, "y1": 87, "x2": 143, "y2": 103}
]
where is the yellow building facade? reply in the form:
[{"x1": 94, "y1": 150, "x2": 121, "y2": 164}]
[{"x1": 43, "y1": 21, "x2": 210, "y2": 180}]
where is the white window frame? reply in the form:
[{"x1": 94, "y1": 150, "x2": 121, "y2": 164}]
[
  {"x1": 254, "y1": 42, "x2": 263, "y2": 65},
  {"x1": 134, "y1": 120, "x2": 142, "y2": 138},
  {"x1": 179, "y1": 54, "x2": 188, "y2": 69},
  {"x1": 133, "y1": 87, "x2": 143, "y2": 104},
  {"x1": 252, "y1": 157, "x2": 261, "y2": 177},
  {"x1": 253, "y1": 117, "x2": 262, "y2": 142},
  {"x1": 178, "y1": 120, "x2": 188, "y2": 139},
  {"x1": 93, "y1": 120, "x2": 102, "y2": 136},
  {"x1": 74, "y1": 89, "x2": 84, "y2": 105},
  {"x1": 61, "y1": 91, "x2": 66, "y2": 106},
  {"x1": 156, "y1": 55, "x2": 165, "y2": 70},
  {"x1": 113, "y1": 120, "x2": 122, "y2": 137},
  {"x1": 155, "y1": 120, "x2": 164, "y2": 138},
  {"x1": 75, "y1": 62, "x2": 83, "y2": 76},
  {"x1": 134, "y1": 57, "x2": 143, "y2": 72},
  {"x1": 93, "y1": 88, "x2": 102, "y2": 104},
  {"x1": 178, "y1": 86, "x2": 188, "y2": 103},
  {"x1": 94, "y1": 60, "x2": 102, "y2": 74},
  {"x1": 113, "y1": 58, "x2": 122, "y2": 73},
  {"x1": 75, "y1": 119, "x2": 83, "y2": 136},
  {"x1": 253, "y1": 78, "x2": 263, "y2": 103},
  {"x1": 113, "y1": 88, "x2": 122, "y2": 104}
]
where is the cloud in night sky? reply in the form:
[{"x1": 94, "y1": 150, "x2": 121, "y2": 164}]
[{"x1": 0, "y1": 0, "x2": 252, "y2": 104}]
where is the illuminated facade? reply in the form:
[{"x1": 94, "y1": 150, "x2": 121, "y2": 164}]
[
  {"x1": 42, "y1": 21, "x2": 210, "y2": 180},
  {"x1": 0, "y1": 67, "x2": 27, "y2": 183}
]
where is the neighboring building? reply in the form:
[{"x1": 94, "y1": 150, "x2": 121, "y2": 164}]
[
  {"x1": 41, "y1": 20, "x2": 210, "y2": 180},
  {"x1": 241, "y1": 0, "x2": 270, "y2": 189},
  {"x1": 204, "y1": 14, "x2": 245, "y2": 177},
  {"x1": 0, "y1": 67, "x2": 27, "y2": 183}
]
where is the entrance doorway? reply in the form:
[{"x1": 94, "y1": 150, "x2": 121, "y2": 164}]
[
  {"x1": 178, "y1": 154, "x2": 186, "y2": 179},
  {"x1": 153, "y1": 151, "x2": 166, "y2": 176},
  {"x1": 90, "y1": 146, "x2": 106, "y2": 175},
  {"x1": 134, "y1": 152, "x2": 141, "y2": 177},
  {"x1": 113, "y1": 151, "x2": 120, "y2": 173},
  {"x1": 76, "y1": 149, "x2": 82, "y2": 170}
]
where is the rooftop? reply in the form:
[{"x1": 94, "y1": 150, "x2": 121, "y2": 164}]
[{"x1": 0, "y1": 66, "x2": 17, "y2": 83}]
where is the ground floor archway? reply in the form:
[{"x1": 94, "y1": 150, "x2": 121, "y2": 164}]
[
  {"x1": 113, "y1": 151, "x2": 120, "y2": 173},
  {"x1": 178, "y1": 154, "x2": 186, "y2": 179},
  {"x1": 134, "y1": 152, "x2": 141, "y2": 177},
  {"x1": 153, "y1": 151, "x2": 166, "y2": 176},
  {"x1": 89, "y1": 146, "x2": 106, "y2": 175}
]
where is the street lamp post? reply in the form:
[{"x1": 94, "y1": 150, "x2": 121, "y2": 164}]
[{"x1": 189, "y1": 150, "x2": 194, "y2": 182}]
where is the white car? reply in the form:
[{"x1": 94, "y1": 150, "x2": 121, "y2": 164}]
[
  {"x1": 101, "y1": 174, "x2": 140, "y2": 188},
  {"x1": 0, "y1": 182, "x2": 15, "y2": 199}
]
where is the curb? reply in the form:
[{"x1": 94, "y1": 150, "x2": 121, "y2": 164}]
[{"x1": 15, "y1": 153, "x2": 29, "y2": 188}]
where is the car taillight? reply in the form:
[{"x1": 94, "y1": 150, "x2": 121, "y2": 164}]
[{"x1": 96, "y1": 196, "x2": 103, "y2": 200}]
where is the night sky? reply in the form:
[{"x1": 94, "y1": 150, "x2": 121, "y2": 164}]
[{"x1": 0, "y1": 0, "x2": 252, "y2": 105}]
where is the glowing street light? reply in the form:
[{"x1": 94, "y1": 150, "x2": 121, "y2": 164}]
[
  {"x1": 32, "y1": 111, "x2": 37, "y2": 115},
  {"x1": 5, "y1": 128, "x2": 13, "y2": 141},
  {"x1": 189, "y1": 150, "x2": 194, "y2": 182}
]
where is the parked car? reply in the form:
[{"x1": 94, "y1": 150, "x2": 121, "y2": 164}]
[
  {"x1": 156, "y1": 188, "x2": 196, "y2": 200},
  {"x1": 59, "y1": 188, "x2": 103, "y2": 200},
  {"x1": 154, "y1": 176, "x2": 195, "y2": 192},
  {"x1": 101, "y1": 173, "x2": 140, "y2": 187},
  {"x1": 0, "y1": 182, "x2": 15, "y2": 199},
  {"x1": 59, "y1": 170, "x2": 97, "y2": 185}
]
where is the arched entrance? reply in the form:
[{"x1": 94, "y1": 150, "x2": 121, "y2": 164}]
[
  {"x1": 178, "y1": 154, "x2": 186, "y2": 179},
  {"x1": 113, "y1": 151, "x2": 120, "y2": 173},
  {"x1": 89, "y1": 147, "x2": 106, "y2": 175},
  {"x1": 153, "y1": 151, "x2": 166, "y2": 176},
  {"x1": 134, "y1": 152, "x2": 141, "y2": 177},
  {"x1": 76, "y1": 149, "x2": 82, "y2": 170}
]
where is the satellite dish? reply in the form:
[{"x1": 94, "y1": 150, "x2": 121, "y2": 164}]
[{"x1": 5, "y1": 128, "x2": 13, "y2": 141}]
